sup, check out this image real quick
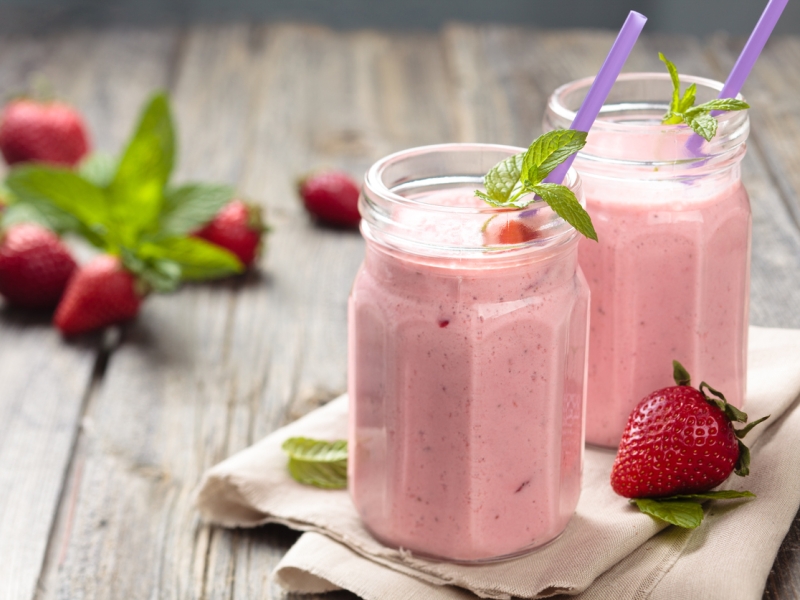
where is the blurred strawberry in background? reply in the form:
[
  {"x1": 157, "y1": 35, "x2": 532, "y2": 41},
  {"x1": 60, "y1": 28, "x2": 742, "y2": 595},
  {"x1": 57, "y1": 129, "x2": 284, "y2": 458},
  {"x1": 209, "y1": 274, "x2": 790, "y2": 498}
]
[{"x1": 0, "y1": 98, "x2": 90, "y2": 167}]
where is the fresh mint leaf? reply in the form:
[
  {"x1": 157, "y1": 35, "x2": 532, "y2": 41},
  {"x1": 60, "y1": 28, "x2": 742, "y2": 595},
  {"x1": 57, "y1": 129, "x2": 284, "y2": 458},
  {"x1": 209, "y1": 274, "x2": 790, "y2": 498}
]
[
  {"x1": 659, "y1": 52, "x2": 681, "y2": 117},
  {"x1": 692, "y1": 98, "x2": 750, "y2": 113},
  {"x1": 5, "y1": 165, "x2": 112, "y2": 247},
  {"x1": 684, "y1": 112, "x2": 717, "y2": 142},
  {"x1": 282, "y1": 437, "x2": 348, "y2": 489},
  {"x1": 108, "y1": 93, "x2": 175, "y2": 246},
  {"x1": 476, "y1": 130, "x2": 595, "y2": 240},
  {"x1": 658, "y1": 52, "x2": 748, "y2": 140},
  {"x1": 664, "y1": 490, "x2": 756, "y2": 501},
  {"x1": 633, "y1": 498, "x2": 704, "y2": 529},
  {"x1": 138, "y1": 236, "x2": 244, "y2": 281},
  {"x1": 0, "y1": 197, "x2": 83, "y2": 235},
  {"x1": 475, "y1": 152, "x2": 525, "y2": 206},
  {"x1": 632, "y1": 490, "x2": 755, "y2": 529},
  {"x1": 79, "y1": 152, "x2": 117, "y2": 189},
  {"x1": 522, "y1": 129, "x2": 587, "y2": 185},
  {"x1": 120, "y1": 247, "x2": 181, "y2": 293},
  {"x1": 677, "y1": 83, "x2": 697, "y2": 114},
  {"x1": 530, "y1": 183, "x2": 597, "y2": 241},
  {"x1": 159, "y1": 183, "x2": 235, "y2": 236}
]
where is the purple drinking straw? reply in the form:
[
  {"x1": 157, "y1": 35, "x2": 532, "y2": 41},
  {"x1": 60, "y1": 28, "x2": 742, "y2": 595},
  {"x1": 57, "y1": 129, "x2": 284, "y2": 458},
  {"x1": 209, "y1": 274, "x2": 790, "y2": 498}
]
[
  {"x1": 544, "y1": 10, "x2": 648, "y2": 186},
  {"x1": 686, "y1": 0, "x2": 788, "y2": 154}
]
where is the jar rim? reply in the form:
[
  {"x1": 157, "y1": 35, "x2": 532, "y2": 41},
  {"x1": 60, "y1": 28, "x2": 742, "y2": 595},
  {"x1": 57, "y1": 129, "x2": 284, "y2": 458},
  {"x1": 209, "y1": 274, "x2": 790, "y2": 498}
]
[
  {"x1": 548, "y1": 72, "x2": 748, "y2": 134},
  {"x1": 365, "y1": 142, "x2": 579, "y2": 214},
  {"x1": 359, "y1": 142, "x2": 583, "y2": 260}
]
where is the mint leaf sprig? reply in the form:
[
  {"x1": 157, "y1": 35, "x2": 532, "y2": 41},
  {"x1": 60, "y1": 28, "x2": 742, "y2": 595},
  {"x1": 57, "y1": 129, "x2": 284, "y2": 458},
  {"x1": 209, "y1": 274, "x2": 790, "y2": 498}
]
[
  {"x1": 475, "y1": 130, "x2": 597, "y2": 241},
  {"x1": 659, "y1": 53, "x2": 750, "y2": 142},
  {"x1": 632, "y1": 490, "x2": 755, "y2": 529},
  {"x1": 2, "y1": 93, "x2": 246, "y2": 292},
  {"x1": 282, "y1": 437, "x2": 348, "y2": 489}
]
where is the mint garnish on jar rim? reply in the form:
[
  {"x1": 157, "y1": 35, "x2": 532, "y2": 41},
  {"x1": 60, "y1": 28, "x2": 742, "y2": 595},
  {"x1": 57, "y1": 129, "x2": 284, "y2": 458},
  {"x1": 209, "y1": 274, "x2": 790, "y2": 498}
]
[
  {"x1": 475, "y1": 129, "x2": 598, "y2": 241},
  {"x1": 659, "y1": 52, "x2": 750, "y2": 141}
]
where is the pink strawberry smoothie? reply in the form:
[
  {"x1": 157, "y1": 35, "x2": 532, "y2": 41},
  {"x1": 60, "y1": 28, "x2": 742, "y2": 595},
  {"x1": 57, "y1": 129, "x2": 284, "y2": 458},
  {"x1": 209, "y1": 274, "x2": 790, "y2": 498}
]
[
  {"x1": 544, "y1": 73, "x2": 752, "y2": 449},
  {"x1": 579, "y1": 175, "x2": 750, "y2": 447},
  {"x1": 348, "y1": 164, "x2": 589, "y2": 562}
]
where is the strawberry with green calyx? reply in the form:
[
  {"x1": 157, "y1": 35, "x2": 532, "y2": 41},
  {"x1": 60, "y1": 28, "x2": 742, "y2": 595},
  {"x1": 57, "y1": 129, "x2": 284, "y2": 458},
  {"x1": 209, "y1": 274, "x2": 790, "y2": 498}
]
[
  {"x1": 658, "y1": 53, "x2": 749, "y2": 142},
  {"x1": 0, "y1": 98, "x2": 90, "y2": 167},
  {"x1": 54, "y1": 255, "x2": 145, "y2": 336},
  {"x1": 0, "y1": 223, "x2": 77, "y2": 309},
  {"x1": 193, "y1": 199, "x2": 267, "y2": 267},
  {"x1": 610, "y1": 360, "x2": 769, "y2": 529},
  {"x1": 3, "y1": 92, "x2": 249, "y2": 299}
]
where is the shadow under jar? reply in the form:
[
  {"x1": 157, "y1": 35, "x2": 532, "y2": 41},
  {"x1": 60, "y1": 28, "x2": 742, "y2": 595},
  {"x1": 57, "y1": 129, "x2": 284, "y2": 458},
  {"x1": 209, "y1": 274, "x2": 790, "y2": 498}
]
[
  {"x1": 347, "y1": 143, "x2": 590, "y2": 562},
  {"x1": 544, "y1": 73, "x2": 751, "y2": 449}
]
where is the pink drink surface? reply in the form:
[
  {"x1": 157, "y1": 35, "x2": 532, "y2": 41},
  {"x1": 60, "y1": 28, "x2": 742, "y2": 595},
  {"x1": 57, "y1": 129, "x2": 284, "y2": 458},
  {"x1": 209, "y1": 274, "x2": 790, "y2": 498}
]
[
  {"x1": 580, "y1": 176, "x2": 751, "y2": 447},
  {"x1": 348, "y1": 189, "x2": 589, "y2": 562}
]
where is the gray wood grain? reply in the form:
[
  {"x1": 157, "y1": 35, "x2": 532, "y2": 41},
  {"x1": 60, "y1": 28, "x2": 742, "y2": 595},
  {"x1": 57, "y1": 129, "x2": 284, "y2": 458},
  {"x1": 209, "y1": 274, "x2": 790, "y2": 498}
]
[
  {"x1": 0, "y1": 27, "x2": 177, "y2": 600},
  {"x1": 0, "y1": 312, "x2": 96, "y2": 600},
  {"x1": 0, "y1": 23, "x2": 795, "y2": 600}
]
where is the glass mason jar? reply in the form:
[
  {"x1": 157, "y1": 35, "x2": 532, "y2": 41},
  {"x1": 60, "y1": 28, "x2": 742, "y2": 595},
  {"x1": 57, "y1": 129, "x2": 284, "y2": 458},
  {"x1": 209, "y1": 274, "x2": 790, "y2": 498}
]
[
  {"x1": 347, "y1": 143, "x2": 590, "y2": 562},
  {"x1": 544, "y1": 74, "x2": 751, "y2": 448}
]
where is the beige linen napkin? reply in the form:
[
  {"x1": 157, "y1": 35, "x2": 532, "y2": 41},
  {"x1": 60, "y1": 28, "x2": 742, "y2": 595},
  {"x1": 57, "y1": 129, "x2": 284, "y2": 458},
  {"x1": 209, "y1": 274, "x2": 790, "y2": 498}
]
[{"x1": 195, "y1": 326, "x2": 800, "y2": 600}]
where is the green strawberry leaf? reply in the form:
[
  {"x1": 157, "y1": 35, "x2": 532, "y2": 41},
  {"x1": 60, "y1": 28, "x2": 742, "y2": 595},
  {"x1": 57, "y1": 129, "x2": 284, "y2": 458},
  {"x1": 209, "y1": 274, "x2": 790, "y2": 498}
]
[
  {"x1": 108, "y1": 92, "x2": 175, "y2": 245},
  {"x1": 78, "y1": 152, "x2": 117, "y2": 189},
  {"x1": 476, "y1": 152, "x2": 526, "y2": 206},
  {"x1": 282, "y1": 437, "x2": 348, "y2": 489},
  {"x1": 159, "y1": 183, "x2": 235, "y2": 236},
  {"x1": 522, "y1": 129, "x2": 587, "y2": 185},
  {"x1": 5, "y1": 165, "x2": 112, "y2": 248},
  {"x1": 138, "y1": 236, "x2": 244, "y2": 281},
  {"x1": 734, "y1": 415, "x2": 770, "y2": 439},
  {"x1": 672, "y1": 360, "x2": 691, "y2": 386},
  {"x1": 530, "y1": 183, "x2": 598, "y2": 241},
  {"x1": 684, "y1": 112, "x2": 718, "y2": 142},
  {"x1": 632, "y1": 498, "x2": 704, "y2": 529},
  {"x1": 699, "y1": 381, "x2": 748, "y2": 423}
]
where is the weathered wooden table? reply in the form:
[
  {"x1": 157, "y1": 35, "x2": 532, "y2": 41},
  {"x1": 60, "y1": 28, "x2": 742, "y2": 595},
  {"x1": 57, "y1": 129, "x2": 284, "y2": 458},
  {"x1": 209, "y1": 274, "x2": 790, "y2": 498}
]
[{"x1": 1, "y1": 23, "x2": 799, "y2": 600}]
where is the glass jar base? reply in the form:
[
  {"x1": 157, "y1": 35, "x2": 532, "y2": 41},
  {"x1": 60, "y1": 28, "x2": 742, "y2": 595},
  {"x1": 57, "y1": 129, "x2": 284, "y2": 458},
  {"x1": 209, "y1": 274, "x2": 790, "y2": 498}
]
[{"x1": 362, "y1": 521, "x2": 569, "y2": 564}]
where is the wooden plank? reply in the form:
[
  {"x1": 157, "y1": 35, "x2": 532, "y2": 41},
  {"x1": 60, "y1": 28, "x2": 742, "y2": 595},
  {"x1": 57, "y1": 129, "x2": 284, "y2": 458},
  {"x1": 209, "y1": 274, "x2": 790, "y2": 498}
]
[
  {"x1": 0, "y1": 27, "x2": 178, "y2": 600},
  {"x1": 0, "y1": 314, "x2": 96, "y2": 600},
  {"x1": 5, "y1": 27, "x2": 183, "y2": 600}
]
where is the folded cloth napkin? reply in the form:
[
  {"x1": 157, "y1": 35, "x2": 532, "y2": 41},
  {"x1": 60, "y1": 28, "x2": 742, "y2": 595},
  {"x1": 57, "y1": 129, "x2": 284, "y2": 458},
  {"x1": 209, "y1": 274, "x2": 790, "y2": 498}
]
[{"x1": 195, "y1": 326, "x2": 800, "y2": 600}]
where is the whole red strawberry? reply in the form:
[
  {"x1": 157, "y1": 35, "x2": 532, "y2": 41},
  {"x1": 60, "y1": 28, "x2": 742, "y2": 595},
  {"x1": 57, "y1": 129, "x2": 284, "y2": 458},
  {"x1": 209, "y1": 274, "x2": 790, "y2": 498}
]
[
  {"x1": 611, "y1": 361, "x2": 768, "y2": 499},
  {"x1": 193, "y1": 200, "x2": 265, "y2": 267},
  {"x1": 0, "y1": 99, "x2": 90, "y2": 167},
  {"x1": 54, "y1": 255, "x2": 144, "y2": 335},
  {"x1": 0, "y1": 224, "x2": 77, "y2": 309},
  {"x1": 297, "y1": 170, "x2": 360, "y2": 227}
]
